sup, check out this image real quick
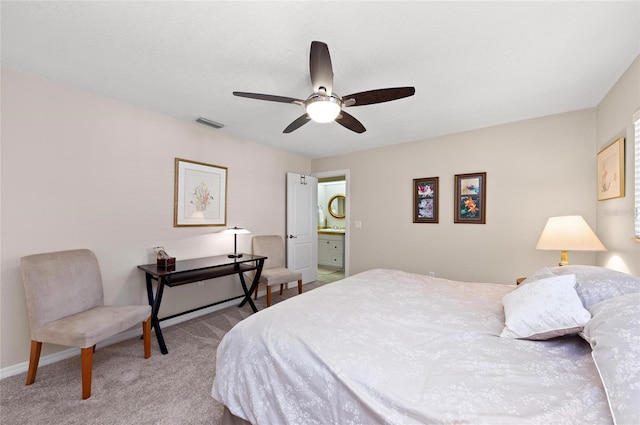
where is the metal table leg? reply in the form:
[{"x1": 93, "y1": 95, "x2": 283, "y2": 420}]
[
  {"x1": 145, "y1": 273, "x2": 168, "y2": 354},
  {"x1": 238, "y1": 272, "x2": 258, "y2": 313},
  {"x1": 238, "y1": 258, "x2": 264, "y2": 312}
]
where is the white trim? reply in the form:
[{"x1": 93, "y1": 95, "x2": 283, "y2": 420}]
[
  {"x1": 0, "y1": 297, "x2": 241, "y2": 380},
  {"x1": 312, "y1": 169, "x2": 351, "y2": 278}
]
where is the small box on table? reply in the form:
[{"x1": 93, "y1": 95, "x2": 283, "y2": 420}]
[{"x1": 157, "y1": 257, "x2": 176, "y2": 269}]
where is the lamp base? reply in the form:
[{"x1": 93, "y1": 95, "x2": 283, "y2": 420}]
[
  {"x1": 228, "y1": 253, "x2": 243, "y2": 259},
  {"x1": 558, "y1": 250, "x2": 569, "y2": 266}
]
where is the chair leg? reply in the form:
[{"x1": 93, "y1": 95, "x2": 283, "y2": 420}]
[
  {"x1": 298, "y1": 279, "x2": 303, "y2": 294},
  {"x1": 143, "y1": 317, "x2": 151, "y2": 359},
  {"x1": 26, "y1": 340, "x2": 42, "y2": 386},
  {"x1": 266, "y1": 286, "x2": 272, "y2": 307},
  {"x1": 279, "y1": 284, "x2": 284, "y2": 296},
  {"x1": 81, "y1": 347, "x2": 93, "y2": 400}
]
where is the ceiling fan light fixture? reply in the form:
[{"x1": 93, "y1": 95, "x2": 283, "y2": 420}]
[
  {"x1": 305, "y1": 95, "x2": 341, "y2": 123},
  {"x1": 233, "y1": 42, "x2": 414, "y2": 134}
]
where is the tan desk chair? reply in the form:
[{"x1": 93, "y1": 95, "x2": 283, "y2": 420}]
[
  {"x1": 252, "y1": 235, "x2": 303, "y2": 306},
  {"x1": 20, "y1": 249, "x2": 152, "y2": 399}
]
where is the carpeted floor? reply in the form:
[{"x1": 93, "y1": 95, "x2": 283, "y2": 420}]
[{"x1": 0, "y1": 281, "x2": 327, "y2": 425}]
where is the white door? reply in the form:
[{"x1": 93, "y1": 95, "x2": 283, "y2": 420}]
[{"x1": 286, "y1": 173, "x2": 318, "y2": 283}]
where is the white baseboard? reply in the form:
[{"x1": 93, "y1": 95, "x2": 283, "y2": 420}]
[{"x1": 0, "y1": 296, "x2": 247, "y2": 380}]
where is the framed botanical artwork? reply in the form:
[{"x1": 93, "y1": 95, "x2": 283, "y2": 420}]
[
  {"x1": 597, "y1": 137, "x2": 624, "y2": 201},
  {"x1": 454, "y1": 172, "x2": 486, "y2": 224},
  {"x1": 413, "y1": 177, "x2": 439, "y2": 223},
  {"x1": 174, "y1": 158, "x2": 227, "y2": 227}
]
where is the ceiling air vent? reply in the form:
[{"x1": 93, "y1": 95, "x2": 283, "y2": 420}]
[{"x1": 196, "y1": 117, "x2": 225, "y2": 129}]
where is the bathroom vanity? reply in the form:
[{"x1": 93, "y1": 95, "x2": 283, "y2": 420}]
[{"x1": 317, "y1": 230, "x2": 344, "y2": 269}]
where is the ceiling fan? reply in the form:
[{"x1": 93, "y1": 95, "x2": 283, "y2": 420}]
[{"x1": 233, "y1": 41, "x2": 415, "y2": 134}]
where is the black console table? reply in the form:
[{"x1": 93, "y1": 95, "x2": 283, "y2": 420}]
[{"x1": 137, "y1": 254, "x2": 266, "y2": 354}]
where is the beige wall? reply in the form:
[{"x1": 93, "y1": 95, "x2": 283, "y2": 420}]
[
  {"x1": 313, "y1": 109, "x2": 601, "y2": 284},
  {"x1": 2, "y1": 55, "x2": 638, "y2": 372},
  {"x1": 595, "y1": 55, "x2": 640, "y2": 276},
  {"x1": 312, "y1": 56, "x2": 640, "y2": 283},
  {"x1": 0, "y1": 69, "x2": 310, "y2": 369}
]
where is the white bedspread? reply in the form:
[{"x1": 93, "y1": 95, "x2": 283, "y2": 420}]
[{"x1": 212, "y1": 269, "x2": 612, "y2": 424}]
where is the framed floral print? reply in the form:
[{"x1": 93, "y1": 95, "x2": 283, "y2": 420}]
[
  {"x1": 454, "y1": 172, "x2": 486, "y2": 224},
  {"x1": 597, "y1": 137, "x2": 624, "y2": 201},
  {"x1": 413, "y1": 177, "x2": 439, "y2": 223},
  {"x1": 174, "y1": 158, "x2": 227, "y2": 227}
]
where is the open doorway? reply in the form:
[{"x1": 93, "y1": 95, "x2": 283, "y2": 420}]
[{"x1": 314, "y1": 170, "x2": 350, "y2": 283}]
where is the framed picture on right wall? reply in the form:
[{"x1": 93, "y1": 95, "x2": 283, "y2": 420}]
[
  {"x1": 597, "y1": 137, "x2": 625, "y2": 201},
  {"x1": 454, "y1": 172, "x2": 486, "y2": 224}
]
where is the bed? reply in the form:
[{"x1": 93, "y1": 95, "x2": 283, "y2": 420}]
[{"x1": 212, "y1": 266, "x2": 640, "y2": 425}]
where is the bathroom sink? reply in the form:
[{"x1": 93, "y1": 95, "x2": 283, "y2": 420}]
[{"x1": 318, "y1": 228, "x2": 345, "y2": 234}]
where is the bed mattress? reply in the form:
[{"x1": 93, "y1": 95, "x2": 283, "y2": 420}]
[{"x1": 212, "y1": 268, "x2": 612, "y2": 424}]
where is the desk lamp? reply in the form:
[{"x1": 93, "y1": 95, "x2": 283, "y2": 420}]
[
  {"x1": 222, "y1": 226, "x2": 251, "y2": 258},
  {"x1": 535, "y1": 215, "x2": 606, "y2": 266}
]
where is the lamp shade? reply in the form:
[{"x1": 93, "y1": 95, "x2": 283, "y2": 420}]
[
  {"x1": 536, "y1": 216, "x2": 605, "y2": 251},
  {"x1": 221, "y1": 226, "x2": 251, "y2": 258},
  {"x1": 536, "y1": 215, "x2": 605, "y2": 266},
  {"x1": 221, "y1": 226, "x2": 251, "y2": 235}
]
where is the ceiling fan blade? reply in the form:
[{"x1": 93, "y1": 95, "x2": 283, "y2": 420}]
[
  {"x1": 309, "y1": 41, "x2": 333, "y2": 95},
  {"x1": 342, "y1": 87, "x2": 415, "y2": 107},
  {"x1": 283, "y1": 114, "x2": 311, "y2": 133},
  {"x1": 335, "y1": 111, "x2": 366, "y2": 134},
  {"x1": 233, "y1": 92, "x2": 303, "y2": 105}
]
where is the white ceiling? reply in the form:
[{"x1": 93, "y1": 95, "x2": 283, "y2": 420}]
[{"x1": 2, "y1": 1, "x2": 639, "y2": 159}]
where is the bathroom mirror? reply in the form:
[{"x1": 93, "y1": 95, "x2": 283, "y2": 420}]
[{"x1": 328, "y1": 194, "x2": 346, "y2": 219}]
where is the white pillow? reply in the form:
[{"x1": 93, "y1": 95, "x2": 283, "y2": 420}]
[
  {"x1": 500, "y1": 274, "x2": 591, "y2": 340},
  {"x1": 518, "y1": 267, "x2": 555, "y2": 286},
  {"x1": 582, "y1": 293, "x2": 640, "y2": 425},
  {"x1": 549, "y1": 265, "x2": 640, "y2": 310}
]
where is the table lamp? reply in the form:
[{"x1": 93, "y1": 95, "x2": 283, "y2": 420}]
[
  {"x1": 222, "y1": 226, "x2": 251, "y2": 258},
  {"x1": 535, "y1": 215, "x2": 606, "y2": 266}
]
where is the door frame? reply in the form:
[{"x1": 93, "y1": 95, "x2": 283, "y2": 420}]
[{"x1": 313, "y1": 169, "x2": 350, "y2": 278}]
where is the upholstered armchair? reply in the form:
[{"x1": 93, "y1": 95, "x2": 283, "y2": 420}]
[
  {"x1": 251, "y1": 235, "x2": 303, "y2": 306},
  {"x1": 20, "y1": 249, "x2": 151, "y2": 399}
]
